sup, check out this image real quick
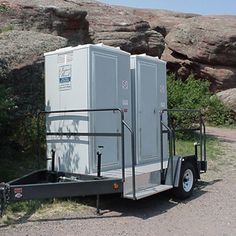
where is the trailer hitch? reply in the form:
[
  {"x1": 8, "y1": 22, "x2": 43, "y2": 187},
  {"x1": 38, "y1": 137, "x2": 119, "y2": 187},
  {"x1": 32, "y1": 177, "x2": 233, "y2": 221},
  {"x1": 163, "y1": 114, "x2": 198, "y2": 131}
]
[{"x1": 0, "y1": 183, "x2": 10, "y2": 217}]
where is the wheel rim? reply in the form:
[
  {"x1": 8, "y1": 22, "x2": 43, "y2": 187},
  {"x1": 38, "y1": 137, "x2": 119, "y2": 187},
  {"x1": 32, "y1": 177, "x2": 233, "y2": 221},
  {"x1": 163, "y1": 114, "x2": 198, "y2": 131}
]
[{"x1": 182, "y1": 169, "x2": 193, "y2": 192}]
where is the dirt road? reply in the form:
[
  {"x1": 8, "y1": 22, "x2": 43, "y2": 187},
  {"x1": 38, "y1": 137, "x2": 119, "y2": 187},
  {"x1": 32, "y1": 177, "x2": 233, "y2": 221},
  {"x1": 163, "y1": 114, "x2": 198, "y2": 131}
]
[{"x1": 0, "y1": 127, "x2": 236, "y2": 236}]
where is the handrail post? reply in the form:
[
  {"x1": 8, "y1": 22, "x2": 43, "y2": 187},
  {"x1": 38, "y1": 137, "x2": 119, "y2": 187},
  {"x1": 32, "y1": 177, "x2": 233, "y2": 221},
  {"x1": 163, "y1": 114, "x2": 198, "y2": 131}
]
[
  {"x1": 37, "y1": 111, "x2": 41, "y2": 169},
  {"x1": 201, "y1": 114, "x2": 207, "y2": 163},
  {"x1": 131, "y1": 127, "x2": 136, "y2": 200},
  {"x1": 169, "y1": 129, "x2": 174, "y2": 186},
  {"x1": 199, "y1": 112, "x2": 203, "y2": 162},
  {"x1": 160, "y1": 111, "x2": 164, "y2": 182},
  {"x1": 122, "y1": 120, "x2": 135, "y2": 199},
  {"x1": 121, "y1": 111, "x2": 125, "y2": 183},
  {"x1": 160, "y1": 110, "x2": 174, "y2": 186}
]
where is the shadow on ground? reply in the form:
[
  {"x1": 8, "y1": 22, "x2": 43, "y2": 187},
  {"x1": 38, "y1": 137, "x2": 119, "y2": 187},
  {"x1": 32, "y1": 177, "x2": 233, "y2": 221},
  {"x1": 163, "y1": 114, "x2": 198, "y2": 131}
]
[{"x1": 0, "y1": 178, "x2": 222, "y2": 228}]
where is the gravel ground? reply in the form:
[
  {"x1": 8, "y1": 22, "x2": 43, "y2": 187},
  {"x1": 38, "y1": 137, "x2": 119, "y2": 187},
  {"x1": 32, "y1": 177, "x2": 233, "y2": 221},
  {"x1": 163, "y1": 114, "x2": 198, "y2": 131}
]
[{"x1": 0, "y1": 127, "x2": 236, "y2": 236}]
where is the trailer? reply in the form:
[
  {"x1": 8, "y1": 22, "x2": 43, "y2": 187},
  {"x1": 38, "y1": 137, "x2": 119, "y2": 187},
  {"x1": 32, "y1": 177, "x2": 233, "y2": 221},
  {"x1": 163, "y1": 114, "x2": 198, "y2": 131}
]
[{"x1": 0, "y1": 44, "x2": 207, "y2": 216}]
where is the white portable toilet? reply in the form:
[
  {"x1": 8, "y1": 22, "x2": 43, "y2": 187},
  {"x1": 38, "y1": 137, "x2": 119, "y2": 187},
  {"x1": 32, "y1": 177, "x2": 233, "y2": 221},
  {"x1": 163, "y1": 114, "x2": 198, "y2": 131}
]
[
  {"x1": 130, "y1": 54, "x2": 168, "y2": 167},
  {"x1": 44, "y1": 44, "x2": 132, "y2": 174}
]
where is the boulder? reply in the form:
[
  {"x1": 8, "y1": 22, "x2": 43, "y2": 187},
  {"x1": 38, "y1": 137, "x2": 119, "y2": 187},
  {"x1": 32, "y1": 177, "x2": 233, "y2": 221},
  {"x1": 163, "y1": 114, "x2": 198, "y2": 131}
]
[
  {"x1": 0, "y1": 30, "x2": 68, "y2": 114},
  {"x1": 0, "y1": 30, "x2": 68, "y2": 70},
  {"x1": 162, "y1": 16, "x2": 236, "y2": 91},
  {"x1": 72, "y1": 1, "x2": 165, "y2": 56},
  {"x1": 0, "y1": 0, "x2": 89, "y2": 45},
  {"x1": 217, "y1": 88, "x2": 236, "y2": 114}
]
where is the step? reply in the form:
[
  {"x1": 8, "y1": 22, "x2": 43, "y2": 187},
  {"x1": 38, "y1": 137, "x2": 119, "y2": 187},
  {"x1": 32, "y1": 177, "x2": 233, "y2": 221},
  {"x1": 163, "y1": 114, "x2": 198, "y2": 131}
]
[
  {"x1": 123, "y1": 170, "x2": 161, "y2": 195},
  {"x1": 100, "y1": 161, "x2": 168, "y2": 179},
  {"x1": 124, "y1": 184, "x2": 173, "y2": 200}
]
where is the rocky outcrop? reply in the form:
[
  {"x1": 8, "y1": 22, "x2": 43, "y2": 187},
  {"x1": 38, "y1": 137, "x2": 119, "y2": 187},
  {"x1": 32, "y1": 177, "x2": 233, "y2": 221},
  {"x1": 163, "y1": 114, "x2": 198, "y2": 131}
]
[
  {"x1": 0, "y1": 1, "x2": 236, "y2": 93},
  {"x1": 0, "y1": 0, "x2": 89, "y2": 45},
  {"x1": 0, "y1": 0, "x2": 166, "y2": 125},
  {"x1": 162, "y1": 16, "x2": 236, "y2": 91},
  {"x1": 0, "y1": 30, "x2": 68, "y2": 114},
  {"x1": 217, "y1": 88, "x2": 236, "y2": 115},
  {"x1": 0, "y1": 0, "x2": 165, "y2": 56},
  {"x1": 82, "y1": 2, "x2": 165, "y2": 55},
  {"x1": 122, "y1": 7, "x2": 198, "y2": 37},
  {"x1": 0, "y1": 30, "x2": 67, "y2": 70}
]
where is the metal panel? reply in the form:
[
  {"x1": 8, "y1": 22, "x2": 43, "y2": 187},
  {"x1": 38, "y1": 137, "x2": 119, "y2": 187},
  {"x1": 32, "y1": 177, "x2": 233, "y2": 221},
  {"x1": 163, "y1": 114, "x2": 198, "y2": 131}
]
[
  {"x1": 157, "y1": 60, "x2": 168, "y2": 163},
  {"x1": 91, "y1": 51, "x2": 120, "y2": 170},
  {"x1": 45, "y1": 47, "x2": 90, "y2": 174},
  {"x1": 124, "y1": 185, "x2": 172, "y2": 200},
  {"x1": 131, "y1": 55, "x2": 167, "y2": 165},
  {"x1": 137, "y1": 60, "x2": 158, "y2": 163},
  {"x1": 9, "y1": 179, "x2": 123, "y2": 201}
]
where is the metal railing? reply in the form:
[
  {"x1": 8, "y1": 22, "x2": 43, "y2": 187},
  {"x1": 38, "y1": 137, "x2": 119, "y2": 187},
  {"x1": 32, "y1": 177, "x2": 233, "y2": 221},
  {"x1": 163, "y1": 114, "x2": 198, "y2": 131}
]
[
  {"x1": 37, "y1": 108, "x2": 134, "y2": 184},
  {"x1": 160, "y1": 109, "x2": 207, "y2": 185}
]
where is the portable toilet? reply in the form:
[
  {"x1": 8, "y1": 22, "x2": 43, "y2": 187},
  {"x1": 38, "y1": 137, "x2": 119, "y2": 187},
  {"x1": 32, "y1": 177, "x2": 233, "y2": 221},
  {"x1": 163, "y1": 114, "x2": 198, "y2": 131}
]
[
  {"x1": 44, "y1": 44, "x2": 132, "y2": 174},
  {"x1": 130, "y1": 54, "x2": 168, "y2": 167}
]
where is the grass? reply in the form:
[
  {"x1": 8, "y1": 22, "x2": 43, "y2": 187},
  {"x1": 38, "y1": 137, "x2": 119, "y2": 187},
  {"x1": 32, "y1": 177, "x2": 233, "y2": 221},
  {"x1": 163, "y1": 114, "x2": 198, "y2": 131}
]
[
  {"x1": 175, "y1": 135, "x2": 224, "y2": 160},
  {"x1": 0, "y1": 134, "x2": 224, "y2": 224},
  {"x1": 0, "y1": 25, "x2": 14, "y2": 34},
  {"x1": 0, "y1": 4, "x2": 12, "y2": 13},
  {"x1": 1, "y1": 199, "x2": 90, "y2": 225}
]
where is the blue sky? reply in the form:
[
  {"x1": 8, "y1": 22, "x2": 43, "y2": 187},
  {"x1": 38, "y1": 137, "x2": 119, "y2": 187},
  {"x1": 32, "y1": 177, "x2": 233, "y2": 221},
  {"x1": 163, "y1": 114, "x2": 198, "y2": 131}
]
[{"x1": 101, "y1": 0, "x2": 236, "y2": 15}]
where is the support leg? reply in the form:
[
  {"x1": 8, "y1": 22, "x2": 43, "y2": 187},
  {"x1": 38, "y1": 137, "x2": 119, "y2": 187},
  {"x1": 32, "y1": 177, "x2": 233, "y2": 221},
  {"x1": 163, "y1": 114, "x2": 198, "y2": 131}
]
[{"x1": 96, "y1": 194, "x2": 100, "y2": 215}]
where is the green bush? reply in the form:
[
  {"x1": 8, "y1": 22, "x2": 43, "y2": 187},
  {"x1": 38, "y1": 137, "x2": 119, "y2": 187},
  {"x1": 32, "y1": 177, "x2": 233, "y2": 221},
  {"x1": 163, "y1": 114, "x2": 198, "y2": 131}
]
[
  {"x1": 0, "y1": 85, "x2": 15, "y2": 137},
  {"x1": 207, "y1": 95, "x2": 234, "y2": 126},
  {"x1": 167, "y1": 73, "x2": 234, "y2": 127},
  {"x1": 0, "y1": 4, "x2": 11, "y2": 13}
]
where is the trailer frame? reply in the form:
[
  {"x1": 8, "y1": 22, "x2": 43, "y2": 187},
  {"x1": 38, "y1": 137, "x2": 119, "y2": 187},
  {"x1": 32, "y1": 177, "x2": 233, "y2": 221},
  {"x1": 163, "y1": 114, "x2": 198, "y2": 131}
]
[{"x1": 0, "y1": 108, "x2": 207, "y2": 217}]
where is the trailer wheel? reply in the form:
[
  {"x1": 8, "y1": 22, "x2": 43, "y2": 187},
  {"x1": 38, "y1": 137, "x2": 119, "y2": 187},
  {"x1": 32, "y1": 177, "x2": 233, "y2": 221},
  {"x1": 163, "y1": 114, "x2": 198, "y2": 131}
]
[{"x1": 173, "y1": 162, "x2": 196, "y2": 199}]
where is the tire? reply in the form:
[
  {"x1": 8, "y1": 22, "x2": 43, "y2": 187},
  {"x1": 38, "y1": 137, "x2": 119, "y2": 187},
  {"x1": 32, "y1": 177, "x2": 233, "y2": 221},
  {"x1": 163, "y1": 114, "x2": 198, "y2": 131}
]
[{"x1": 173, "y1": 161, "x2": 196, "y2": 199}]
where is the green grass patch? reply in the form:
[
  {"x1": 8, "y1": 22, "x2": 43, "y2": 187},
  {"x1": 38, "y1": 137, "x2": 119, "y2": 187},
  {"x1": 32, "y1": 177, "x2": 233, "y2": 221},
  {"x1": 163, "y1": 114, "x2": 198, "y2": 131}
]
[
  {"x1": 0, "y1": 25, "x2": 14, "y2": 33},
  {"x1": 0, "y1": 4, "x2": 12, "y2": 13},
  {"x1": 0, "y1": 198, "x2": 89, "y2": 225},
  {"x1": 175, "y1": 135, "x2": 224, "y2": 160}
]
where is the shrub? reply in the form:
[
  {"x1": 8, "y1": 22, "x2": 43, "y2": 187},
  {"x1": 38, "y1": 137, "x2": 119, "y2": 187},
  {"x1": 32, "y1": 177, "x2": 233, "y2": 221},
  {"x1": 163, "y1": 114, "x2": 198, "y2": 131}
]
[
  {"x1": 0, "y1": 4, "x2": 12, "y2": 13},
  {"x1": 0, "y1": 85, "x2": 15, "y2": 144},
  {"x1": 207, "y1": 95, "x2": 234, "y2": 126},
  {"x1": 167, "y1": 74, "x2": 234, "y2": 128}
]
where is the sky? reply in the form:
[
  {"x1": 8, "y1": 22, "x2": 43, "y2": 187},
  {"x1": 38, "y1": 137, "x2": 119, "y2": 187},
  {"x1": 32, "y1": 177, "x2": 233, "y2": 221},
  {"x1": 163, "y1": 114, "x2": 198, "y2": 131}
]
[{"x1": 100, "y1": 0, "x2": 236, "y2": 15}]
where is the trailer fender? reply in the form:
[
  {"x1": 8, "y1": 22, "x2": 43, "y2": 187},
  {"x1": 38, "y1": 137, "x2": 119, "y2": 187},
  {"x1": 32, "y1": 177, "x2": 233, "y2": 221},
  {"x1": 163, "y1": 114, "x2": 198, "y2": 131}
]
[
  {"x1": 172, "y1": 155, "x2": 200, "y2": 188},
  {"x1": 165, "y1": 156, "x2": 182, "y2": 187}
]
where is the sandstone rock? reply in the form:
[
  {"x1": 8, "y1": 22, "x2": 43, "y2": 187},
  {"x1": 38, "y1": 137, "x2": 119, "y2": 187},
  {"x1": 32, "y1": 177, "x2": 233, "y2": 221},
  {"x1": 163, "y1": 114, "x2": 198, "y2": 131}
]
[
  {"x1": 165, "y1": 16, "x2": 236, "y2": 66},
  {"x1": 145, "y1": 30, "x2": 165, "y2": 57},
  {"x1": 162, "y1": 16, "x2": 236, "y2": 91},
  {"x1": 0, "y1": 0, "x2": 165, "y2": 56},
  {"x1": 122, "y1": 7, "x2": 198, "y2": 36},
  {"x1": 217, "y1": 88, "x2": 236, "y2": 114},
  {"x1": 0, "y1": 0, "x2": 89, "y2": 45},
  {"x1": 162, "y1": 47, "x2": 236, "y2": 91},
  {"x1": 0, "y1": 30, "x2": 68, "y2": 114},
  {"x1": 0, "y1": 30, "x2": 68, "y2": 70},
  {"x1": 78, "y1": 1, "x2": 165, "y2": 55}
]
